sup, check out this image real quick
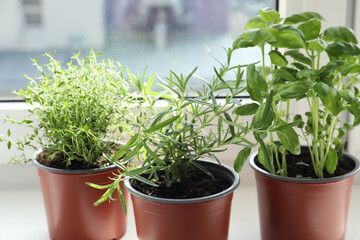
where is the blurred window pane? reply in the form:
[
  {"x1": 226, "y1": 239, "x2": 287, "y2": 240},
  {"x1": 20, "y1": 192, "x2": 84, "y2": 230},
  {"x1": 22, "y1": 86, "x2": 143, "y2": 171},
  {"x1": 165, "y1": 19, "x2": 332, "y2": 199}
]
[{"x1": 0, "y1": 0, "x2": 277, "y2": 99}]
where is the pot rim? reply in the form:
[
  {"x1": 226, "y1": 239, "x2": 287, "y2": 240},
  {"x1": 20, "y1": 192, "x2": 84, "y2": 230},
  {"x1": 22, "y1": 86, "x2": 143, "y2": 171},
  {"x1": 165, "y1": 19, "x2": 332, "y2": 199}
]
[
  {"x1": 249, "y1": 147, "x2": 360, "y2": 183},
  {"x1": 32, "y1": 148, "x2": 128, "y2": 174},
  {"x1": 124, "y1": 159, "x2": 240, "y2": 204}
]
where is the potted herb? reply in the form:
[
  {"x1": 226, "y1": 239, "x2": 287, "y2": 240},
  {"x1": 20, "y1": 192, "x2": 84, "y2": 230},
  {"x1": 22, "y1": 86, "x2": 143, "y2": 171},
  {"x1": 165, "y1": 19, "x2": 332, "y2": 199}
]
[
  {"x1": 7, "y1": 50, "x2": 136, "y2": 239},
  {"x1": 229, "y1": 8, "x2": 360, "y2": 240},
  {"x1": 91, "y1": 63, "x2": 251, "y2": 240}
]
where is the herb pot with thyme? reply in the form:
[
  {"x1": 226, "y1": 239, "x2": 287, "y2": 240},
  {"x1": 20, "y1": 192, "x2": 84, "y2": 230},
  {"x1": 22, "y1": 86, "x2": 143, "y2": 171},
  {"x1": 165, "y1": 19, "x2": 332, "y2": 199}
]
[{"x1": 7, "y1": 50, "x2": 136, "y2": 240}]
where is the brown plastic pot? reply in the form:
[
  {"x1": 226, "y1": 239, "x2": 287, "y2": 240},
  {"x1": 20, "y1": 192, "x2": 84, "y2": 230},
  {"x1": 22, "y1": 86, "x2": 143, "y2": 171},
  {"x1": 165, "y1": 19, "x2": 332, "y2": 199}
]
[
  {"x1": 249, "y1": 147, "x2": 360, "y2": 240},
  {"x1": 124, "y1": 159, "x2": 240, "y2": 240},
  {"x1": 33, "y1": 150, "x2": 129, "y2": 240}
]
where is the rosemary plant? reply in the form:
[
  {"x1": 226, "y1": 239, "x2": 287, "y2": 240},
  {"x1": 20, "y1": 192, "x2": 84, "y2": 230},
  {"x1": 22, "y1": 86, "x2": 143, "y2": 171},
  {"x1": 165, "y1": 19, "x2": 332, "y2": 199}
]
[
  {"x1": 90, "y1": 52, "x2": 254, "y2": 207},
  {"x1": 7, "y1": 50, "x2": 136, "y2": 168},
  {"x1": 230, "y1": 8, "x2": 360, "y2": 178}
]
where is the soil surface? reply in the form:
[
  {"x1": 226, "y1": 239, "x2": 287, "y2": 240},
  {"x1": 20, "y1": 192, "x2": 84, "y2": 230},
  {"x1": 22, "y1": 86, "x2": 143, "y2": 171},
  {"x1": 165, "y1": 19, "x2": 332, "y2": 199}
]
[
  {"x1": 256, "y1": 149, "x2": 355, "y2": 179},
  {"x1": 131, "y1": 170, "x2": 232, "y2": 199},
  {"x1": 36, "y1": 144, "x2": 122, "y2": 170}
]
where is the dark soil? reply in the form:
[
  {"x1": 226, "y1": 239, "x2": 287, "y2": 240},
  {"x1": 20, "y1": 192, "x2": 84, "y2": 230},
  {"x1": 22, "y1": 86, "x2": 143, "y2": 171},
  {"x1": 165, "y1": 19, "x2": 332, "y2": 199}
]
[
  {"x1": 256, "y1": 148, "x2": 355, "y2": 179},
  {"x1": 131, "y1": 170, "x2": 232, "y2": 199},
  {"x1": 36, "y1": 144, "x2": 123, "y2": 170}
]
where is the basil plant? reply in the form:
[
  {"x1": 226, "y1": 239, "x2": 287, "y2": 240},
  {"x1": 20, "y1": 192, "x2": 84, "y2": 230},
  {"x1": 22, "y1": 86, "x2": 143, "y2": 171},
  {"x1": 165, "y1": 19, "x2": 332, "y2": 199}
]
[{"x1": 231, "y1": 8, "x2": 360, "y2": 178}]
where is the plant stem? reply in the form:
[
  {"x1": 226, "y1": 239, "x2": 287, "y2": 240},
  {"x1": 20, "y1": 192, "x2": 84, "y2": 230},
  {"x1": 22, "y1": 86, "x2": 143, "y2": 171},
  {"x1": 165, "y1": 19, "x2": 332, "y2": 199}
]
[{"x1": 311, "y1": 95, "x2": 323, "y2": 178}]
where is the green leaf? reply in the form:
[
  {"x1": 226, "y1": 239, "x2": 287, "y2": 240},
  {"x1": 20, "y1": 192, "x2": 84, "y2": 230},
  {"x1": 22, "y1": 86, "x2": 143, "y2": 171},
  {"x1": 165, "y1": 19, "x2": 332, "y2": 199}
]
[
  {"x1": 7, "y1": 141, "x2": 11, "y2": 149},
  {"x1": 244, "y1": 29, "x2": 271, "y2": 46},
  {"x1": 318, "y1": 60, "x2": 345, "y2": 78},
  {"x1": 150, "y1": 107, "x2": 174, "y2": 128},
  {"x1": 234, "y1": 147, "x2": 251, "y2": 172},
  {"x1": 277, "y1": 80, "x2": 314, "y2": 99},
  {"x1": 325, "y1": 148, "x2": 338, "y2": 174},
  {"x1": 314, "y1": 82, "x2": 342, "y2": 116},
  {"x1": 233, "y1": 103, "x2": 259, "y2": 116},
  {"x1": 269, "y1": 50, "x2": 288, "y2": 67},
  {"x1": 293, "y1": 114, "x2": 305, "y2": 128},
  {"x1": 259, "y1": 7, "x2": 280, "y2": 23},
  {"x1": 143, "y1": 144, "x2": 162, "y2": 164},
  {"x1": 308, "y1": 38, "x2": 327, "y2": 52},
  {"x1": 93, "y1": 186, "x2": 116, "y2": 206},
  {"x1": 252, "y1": 91, "x2": 274, "y2": 130},
  {"x1": 132, "y1": 175, "x2": 159, "y2": 187},
  {"x1": 324, "y1": 26, "x2": 358, "y2": 44},
  {"x1": 338, "y1": 89, "x2": 355, "y2": 103},
  {"x1": 191, "y1": 161, "x2": 215, "y2": 180},
  {"x1": 246, "y1": 64, "x2": 268, "y2": 103},
  {"x1": 284, "y1": 50, "x2": 312, "y2": 66},
  {"x1": 326, "y1": 42, "x2": 360, "y2": 58},
  {"x1": 298, "y1": 19, "x2": 321, "y2": 40},
  {"x1": 144, "y1": 75, "x2": 155, "y2": 93},
  {"x1": 144, "y1": 116, "x2": 180, "y2": 133},
  {"x1": 348, "y1": 64, "x2": 360, "y2": 74},
  {"x1": 348, "y1": 100, "x2": 360, "y2": 126},
  {"x1": 233, "y1": 35, "x2": 255, "y2": 49},
  {"x1": 272, "y1": 119, "x2": 302, "y2": 131},
  {"x1": 276, "y1": 126, "x2": 301, "y2": 155},
  {"x1": 254, "y1": 133, "x2": 274, "y2": 173},
  {"x1": 112, "y1": 134, "x2": 139, "y2": 162},
  {"x1": 122, "y1": 143, "x2": 143, "y2": 162},
  {"x1": 244, "y1": 16, "x2": 267, "y2": 30},
  {"x1": 117, "y1": 187, "x2": 127, "y2": 215},
  {"x1": 268, "y1": 25, "x2": 307, "y2": 49},
  {"x1": 272, "y1": 67, "x2": 298, "y2": 82},
  {"x1": 296, "y1": 69, "x2": 311, "y2": 79},
  {"x1": 86, "y1": 182, "x2": 113, "y2": 190},
  {"x1": 284, "y1": 12, "x2": 325, "y2": 25},
  {"x1": 224, "y1": 112, "x2": 235, "y2": 137}
]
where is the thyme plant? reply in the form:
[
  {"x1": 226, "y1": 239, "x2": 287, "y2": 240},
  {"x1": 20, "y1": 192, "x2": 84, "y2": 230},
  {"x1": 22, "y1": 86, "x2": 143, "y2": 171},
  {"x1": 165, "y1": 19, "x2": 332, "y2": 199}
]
[
  {"x1": 7, "y1": 50, "x2": 136, "y2": 168},
  {"x1": 231, "y1": 8, "x2": 360, "y2": 178}
]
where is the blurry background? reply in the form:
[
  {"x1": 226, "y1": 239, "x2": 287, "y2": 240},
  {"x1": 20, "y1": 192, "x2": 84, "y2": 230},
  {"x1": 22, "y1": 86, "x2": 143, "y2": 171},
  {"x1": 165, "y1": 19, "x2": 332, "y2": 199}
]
[{"x1": 0, "y1": 0, "x2": 275, "y2": 99}]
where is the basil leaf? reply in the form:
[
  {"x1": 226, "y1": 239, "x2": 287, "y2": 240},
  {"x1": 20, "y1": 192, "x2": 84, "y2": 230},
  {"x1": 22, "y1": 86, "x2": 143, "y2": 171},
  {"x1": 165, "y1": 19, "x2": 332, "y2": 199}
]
[
  {"x1": 314, "y1": 82, "x2": 342, "y2": 116},
  {"x1": 245, "y1": 15, "x2": 267, "y2": 30},
  {"x1": 325, "y1": 148, "x2": 338, "y2": 174},
  {"x1": 324, "y1": 26, "x2": 358, "y2": 44},
  {"x1": 298, "y1": 19, "x2": 321, "y2": 40},
  {"x1": 277, "y1": 80, "x2": 314, "y2": 99},
  {"x1": 326, "y1": 42, "x2": 360, "y2": 58},
  {"x1": 284, "y1": 50, "x2": 312, "y2": 66},
  {"x1": 234, "y1": 147, "x2": 251, "y2": 172},
  {"x1": 233, "y1": 35, "x2": 255, "y2": 49},
  {"x1": 272, "y1": 67, "x2": 298, "y2": 82},
  {"x1": 269, "y1": 50, "x2": 288, "y2": 67},
  {"x1": 284, "y1": 12, "x2": 325, "y2": 25},
  {"x1": 259, "y1": 7, "x2": 280, "y2": 23},
  {"x1": 246, "y1": 64, "x2": 267, "y2": 103},
  {"x1": 233, "y1": 103, "x2": 259, "y2": 116},
  {"x1": 276, "y1": 126, "x2": 301, "y2": 155}
]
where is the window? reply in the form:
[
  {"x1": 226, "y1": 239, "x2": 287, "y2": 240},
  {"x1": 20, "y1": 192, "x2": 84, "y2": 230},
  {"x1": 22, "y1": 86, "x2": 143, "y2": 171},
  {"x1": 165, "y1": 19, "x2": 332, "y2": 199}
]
[
  {"x1": 0, "y1": 0, "x2": 277, "y2": 100},
  {"x1": 22, "y1": 0, "x2": 43, "y2": 27}
]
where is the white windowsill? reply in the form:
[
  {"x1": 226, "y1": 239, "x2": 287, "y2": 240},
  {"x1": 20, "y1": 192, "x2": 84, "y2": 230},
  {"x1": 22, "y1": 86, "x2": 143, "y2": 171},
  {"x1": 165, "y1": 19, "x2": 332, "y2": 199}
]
[{"x1": 1, "y1": 185, "x2": 360, "y2": 240}]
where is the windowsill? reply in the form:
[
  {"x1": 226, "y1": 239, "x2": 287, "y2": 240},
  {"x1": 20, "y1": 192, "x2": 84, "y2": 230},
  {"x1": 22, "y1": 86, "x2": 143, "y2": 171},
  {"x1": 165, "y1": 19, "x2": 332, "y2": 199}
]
[{"x1": 1, "y1": 185, "x2": 360, "y2": 240}]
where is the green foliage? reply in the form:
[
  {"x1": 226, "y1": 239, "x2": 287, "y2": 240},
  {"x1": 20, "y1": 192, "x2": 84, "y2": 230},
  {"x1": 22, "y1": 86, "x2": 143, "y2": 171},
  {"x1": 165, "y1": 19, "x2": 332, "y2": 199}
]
[
  {"x1": 92, "y1": 48, "x2": 256, "y2": 205},
  {"x1": 7, "y1": 50, "x2": 136, "y2": 167},
  {"x1": 230, "y1": 8, "x2": 360, "y2": 178}
]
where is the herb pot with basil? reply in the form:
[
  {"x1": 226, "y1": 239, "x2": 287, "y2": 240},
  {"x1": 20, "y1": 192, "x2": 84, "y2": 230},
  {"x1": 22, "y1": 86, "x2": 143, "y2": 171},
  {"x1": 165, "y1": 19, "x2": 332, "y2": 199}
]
[{"x1": 228, "y1": 8, "x2": 360, "y2": 240}]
